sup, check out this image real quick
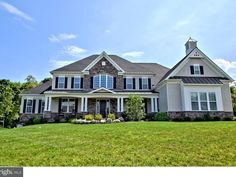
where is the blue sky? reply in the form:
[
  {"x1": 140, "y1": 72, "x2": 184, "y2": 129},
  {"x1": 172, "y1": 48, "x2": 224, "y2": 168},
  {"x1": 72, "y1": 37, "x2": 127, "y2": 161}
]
[{"x1": 0, "y1": 0, "x2": 236, "y2": 82}]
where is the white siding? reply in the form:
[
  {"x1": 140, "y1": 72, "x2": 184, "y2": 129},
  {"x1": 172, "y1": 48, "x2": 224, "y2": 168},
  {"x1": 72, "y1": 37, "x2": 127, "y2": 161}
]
[
  {"x1": 175, "y1": 59, "x2": 224, "y2": 77},
  {"x1": 167, "y1": 83, "x2": 182, "y2": 111},
  {"x1": 183, "y1": 85, "x2": 223, "y2": 111},
  {"x1": 221, "y1": 83, "x2": 233, "y2": 111},
  {"x1": 158, "y1": 84, "x2": 168, "y2": 112}
]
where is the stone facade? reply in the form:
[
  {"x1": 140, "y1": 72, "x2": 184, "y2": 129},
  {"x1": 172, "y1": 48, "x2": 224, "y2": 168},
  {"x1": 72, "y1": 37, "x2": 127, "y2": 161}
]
[
  {"x1": 168, "y1": 111, "x2": 234, "y2": 119},
  {"x1": 83, "y1": 57, "x2": 124, "y2": 90}
]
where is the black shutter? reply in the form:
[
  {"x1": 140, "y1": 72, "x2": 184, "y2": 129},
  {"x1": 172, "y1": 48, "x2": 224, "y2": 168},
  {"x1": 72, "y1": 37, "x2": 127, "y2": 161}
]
[
  {"x1": 38, "y1": 100, "x2": 42, "y2": 113},
  {"x1": 148, "y1": 78, "x2": 151, "y2": 89},
  {"x1": 139, "y1": 78, "x2": 142, "y2": 89},
  {"x1": 190, "y1": 65, "x2": 194, "y2": 75},
  {"x1": 124, "y1": 78, "x2": 126, "y2": 89},
  {"x1": 23, "y1": 99, "x2": 27, "y2": 113},
  {"x1": 32, "y1": 99, "x2": 36, "y2": 113},
  {"x1": 58, "y1": 98, "x2": 62, "y2": 113},
  {"x1": 55, "y1": 77, "x2": 58, "y2": 88},
  {"x1": 65, "y1": 77, "x2": 68, "y2": 88},
  {"x1": 200, "y1": 66, "x2": 204, "y2": 75},
  {"x1": 81, "y1": 78, "x2": 83, "y2": 88},
  {"x1": 133, "y1": 78, "x2": 136, "y2": 89},
  {"x1": 113, "y1": 77, "x2": 116, "y2": 89},
  {"x1": 71, "y1": 77, "x2": 74, "y2": 88},
  {"x1": 90, "y1": 77, "x2": 93, "y2": 89},
  {"x1": 75, "y1": 98, "x2": 78, "y2": 113}
]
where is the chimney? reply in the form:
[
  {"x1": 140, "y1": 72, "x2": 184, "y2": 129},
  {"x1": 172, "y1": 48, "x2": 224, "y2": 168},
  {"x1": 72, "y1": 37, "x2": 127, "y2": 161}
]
[{"x1": 185, "y1": 37, "x2": 197, "y2": 55}]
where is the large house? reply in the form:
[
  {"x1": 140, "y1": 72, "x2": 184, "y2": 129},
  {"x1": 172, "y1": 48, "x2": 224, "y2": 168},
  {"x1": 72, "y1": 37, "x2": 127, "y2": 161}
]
[{"x1": 20, "y1": 38, "x2": 234, "y2": 119}]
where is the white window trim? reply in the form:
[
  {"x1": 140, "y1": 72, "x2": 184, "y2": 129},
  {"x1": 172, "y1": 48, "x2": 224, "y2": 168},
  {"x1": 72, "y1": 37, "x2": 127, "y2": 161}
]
[
  {"x1": 126, "y1": 77, "x2": 133, "y2": 90},
  {"x1": 74, "y1": 76, "x2": 81, "y2": 89},
  {"x1": 58, "y1": 76, "x2": 65, "y2": 89},
  {"x1": 190, "y1": 92, "x2": 218, "y2": 111},
  {"x1": 61, "y1": 98, "x2": 75, "y2": 113},
  {"x1": 142, "y1": 77, "x2": 149, "y2": 90},
  {"x1": 93, "y1": 74, "x2": 113, "y2": 89},
  {"x1": 26, "y1": 99, "x2": 33, "y2": 114},
  {"x1": 193, "y1": 64, "x2": 201, "y2": 75}
]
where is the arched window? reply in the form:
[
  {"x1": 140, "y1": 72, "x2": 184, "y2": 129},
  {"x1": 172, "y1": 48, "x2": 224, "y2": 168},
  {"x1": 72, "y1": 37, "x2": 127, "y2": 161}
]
[{"x1": 93, "y1": 74, "x2": 114, "y2": 89}]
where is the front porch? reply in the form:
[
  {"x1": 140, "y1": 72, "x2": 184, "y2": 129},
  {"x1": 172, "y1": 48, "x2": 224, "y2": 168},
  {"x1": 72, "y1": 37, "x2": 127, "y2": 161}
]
[{"x1": 44, "y1": 95, "x2": 159, "y2": 118}]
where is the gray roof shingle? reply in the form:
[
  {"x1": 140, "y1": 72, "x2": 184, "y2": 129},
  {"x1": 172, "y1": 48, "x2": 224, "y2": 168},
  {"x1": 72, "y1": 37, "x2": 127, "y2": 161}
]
[{"x1": 22, "y1": 80, "x2": 52, "y2": 94}]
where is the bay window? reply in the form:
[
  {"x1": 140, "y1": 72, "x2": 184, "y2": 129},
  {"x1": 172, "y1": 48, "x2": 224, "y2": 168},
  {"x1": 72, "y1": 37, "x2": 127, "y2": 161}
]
[
  {"x1": 191, "y1": 92, "x2": 199, "y2": 110},
  {"x1": 200, "y1": 92, "x2": 208, "y2": 110},
  {"x1": 209, "y1": 92, "x2": 217, "y2": 110}
]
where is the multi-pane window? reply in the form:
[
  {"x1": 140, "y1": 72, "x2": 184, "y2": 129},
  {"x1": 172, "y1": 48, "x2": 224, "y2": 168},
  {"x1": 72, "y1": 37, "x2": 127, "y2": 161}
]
[
  {"x1": 193, "y1": 65, "x2": 200, "y2": 75},
  {"x1": 58, "y1": 77, "x2": 65, "y2": 88},
  {"x1": 94, "y1": 76, "x2": 100, "y2": 88},
  {"x1": 142, "y1": 78, "x2": 149, "y2": 89},
  {"x1": 190, "y1": 92, "x2": 217, "y2": 111},
  {"x1": 26, "y1": 99, "x2": 33, "y2": 113},
  {"x1": 200, "y1": 92, "x2": 208, "y2": 110},
  {"x1": 209, "y1": 92, "x2": 217, "y2": 110},
  {"x1": 61, "y1": 99, "x2": 75, "y2": 113},
  {"x1": 191, "y1": 92, "x2": 199, "y2": 110},
  {"x1": 126, "y1": 78, "x2": 133, "y2": 89},
  {"x1": 93, "y1": 74, "x2": 113, "y2": 89},
  {"x1": 74, "y1": 77, "x2": 80, "y2": 88}
]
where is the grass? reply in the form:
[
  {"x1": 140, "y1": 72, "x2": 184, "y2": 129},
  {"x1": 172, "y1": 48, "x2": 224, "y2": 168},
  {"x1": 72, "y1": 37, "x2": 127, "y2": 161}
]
[{"x1": 0, "y1": 122, "x2": 236, "y2": 166}]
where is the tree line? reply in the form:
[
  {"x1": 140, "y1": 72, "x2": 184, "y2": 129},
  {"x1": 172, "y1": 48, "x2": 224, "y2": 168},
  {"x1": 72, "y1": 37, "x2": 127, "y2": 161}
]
[{"x1": 0, "y1": 75, "x2": 51, "y2": 128}]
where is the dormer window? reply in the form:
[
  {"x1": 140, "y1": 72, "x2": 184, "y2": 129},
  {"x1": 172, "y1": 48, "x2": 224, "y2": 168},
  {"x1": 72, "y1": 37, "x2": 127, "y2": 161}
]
[
  {"x1": 93, "y1": 74, "x2": 114, "y2": 89},
  {"x1": 190, "y1": 65, "x2": 204, "y2": 75}
]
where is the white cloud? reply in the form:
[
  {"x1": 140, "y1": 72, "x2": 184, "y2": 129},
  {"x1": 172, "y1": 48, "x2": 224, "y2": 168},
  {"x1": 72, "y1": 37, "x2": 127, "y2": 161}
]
[
  {"x1": 0, "y1": 1, "x2": 34, "y2": 22},
  {"x1": 213, "y1": 59, "x2": 236, "y2": 72},
  {"x1": 214, "y1": 58, "x2": 236, "y2": 80},
  {"x1": 50, "y1": 59, "x2": 75, "y2": 68},
  {"x1": 122, "y1": 51, "x2": 144, "y2": 58},
  {"x1": 61, "y1": 45, "x2": 86, "y2": 57},
  {"x1": 105, "y1": 29, "x2": 111, "y2": 34},
  {"x1": 48, "y1": 33, "x2": 77, "y2": 42}
]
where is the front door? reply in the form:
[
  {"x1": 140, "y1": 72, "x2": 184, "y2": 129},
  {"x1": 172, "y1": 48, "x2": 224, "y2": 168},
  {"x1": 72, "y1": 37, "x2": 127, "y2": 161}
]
[{"x1": 100, "y1": 100, "x2": 107, "y2": 118}]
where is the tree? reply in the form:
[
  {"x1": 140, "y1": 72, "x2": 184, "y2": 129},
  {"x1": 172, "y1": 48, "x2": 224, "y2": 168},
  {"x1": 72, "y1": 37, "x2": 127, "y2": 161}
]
[
  {"x1": 126, "y1": 95, "x2": 145, "y2": 121},
  {"x1": 40, "y1": 77, "x2": 52, "y2": 84},
  {"x1": 22, "y1": 75, "x2": 38, "y2": 90},
  {"x1": 231, "y1": 84, "x2": 236, "y2": 116},
  {"x1": 0, "y1": 80, "x2": 22, "y2": 128}
]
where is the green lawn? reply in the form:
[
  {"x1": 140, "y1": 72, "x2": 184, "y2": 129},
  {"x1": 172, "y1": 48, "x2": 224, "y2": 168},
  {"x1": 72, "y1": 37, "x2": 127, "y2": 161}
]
[{"x1": 0, "y1": 122, "x2": 236, "y2": 166}]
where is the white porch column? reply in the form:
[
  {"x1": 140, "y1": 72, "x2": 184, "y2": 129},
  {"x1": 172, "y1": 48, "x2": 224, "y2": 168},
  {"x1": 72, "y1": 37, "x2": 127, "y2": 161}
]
[
  {"x1": 48, "y1": 96, "x2": 52, "y2": 111},
  {"x1": 120, "y1": 97, "x2": 124, "y2": 112},
  {"x1": 20, "y1": 97, "x2": 24, "y2": 113},
  {"x1": 45, "y1": 96, "x2": 48, "y2": 111},
  {"x1": 117, "y1": 97, "x2": 120, "y2": 112},
  {"x1": 151, "y1": 97, "x2": 154, "y2": 112},
  {"x1": 81, "y1": 97, "x2": 84, "y2": 112},
  {"x1": 84, "y1": 97, "x2": 88, "y2": 112},
  {"x1": 154, "y1": 97, "x2": 158, "y2": 112}
]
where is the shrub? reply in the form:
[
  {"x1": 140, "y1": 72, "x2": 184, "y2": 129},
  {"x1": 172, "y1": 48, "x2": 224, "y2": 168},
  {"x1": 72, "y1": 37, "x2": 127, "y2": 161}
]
[
  {"x1": 203, "y1": 113, "x2": 213, "y2": 121},
  {"x1": 145, "y1": 113, "x2": 155, "y2": 121},
  {"x1": 118, "y1": 117, "x2": 124, "y2": 122},
  {"x1": 194, "y1": 117, "x2": 204, "y2": 121},
  {"x1": 70, "y1": 118, "x2": 77, "y2": 124},
  {"x1": 126, "y1": 95, "x2": 145, "y2": 121},
  {"x1": 94, "y1": 114, "x2": 103, "y2": 121},
  {"x1": 108, "y1": 113, "x2": 115, "y2": 120},
  {"x1": 121, "y1": 111, "x2": 128, "y2": 119},
  {"x1": 223, "y1": 116, "x2": 233, "y2": 121},
  {"x1": 172, "y1": 117, "x2": 184, "y2": 121},
  {"x1": 84, "y1": 114, "x2": 94, "y2": 121},
  {"x1": 213, "y1": 116, "x2": 221, "y2": 121},
  {"x1": 154, "y1": 112, "x2": 170, "y2": 121},
  {"x1": 183, "y1": 116, "x2": 192, "y2": 121},
  {"x1": 32, "y1": 117, "x2": 41, "y2": 124}
]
